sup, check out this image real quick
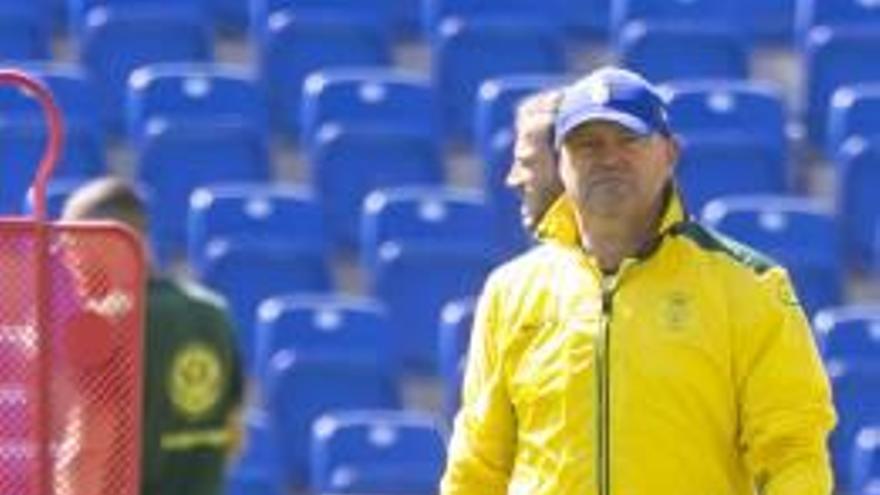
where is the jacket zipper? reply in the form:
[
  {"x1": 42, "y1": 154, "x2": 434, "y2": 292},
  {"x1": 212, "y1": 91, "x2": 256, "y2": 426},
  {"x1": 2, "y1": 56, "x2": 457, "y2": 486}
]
[{"x1": 597, "y1": 274, "x2": 617, "y2": 495}]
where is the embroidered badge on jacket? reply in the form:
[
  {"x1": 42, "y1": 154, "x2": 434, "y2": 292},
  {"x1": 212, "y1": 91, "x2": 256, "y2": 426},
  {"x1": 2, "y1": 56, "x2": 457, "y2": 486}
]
[{"x1": 664, "y1": 291, "x2": 691, "y2": 332}]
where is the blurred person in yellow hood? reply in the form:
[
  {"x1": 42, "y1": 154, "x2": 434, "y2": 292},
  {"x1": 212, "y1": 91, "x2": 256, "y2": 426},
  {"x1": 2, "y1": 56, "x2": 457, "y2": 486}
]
[{"x1": 505, "y1": 88, "x2": 564, "y2": 236}]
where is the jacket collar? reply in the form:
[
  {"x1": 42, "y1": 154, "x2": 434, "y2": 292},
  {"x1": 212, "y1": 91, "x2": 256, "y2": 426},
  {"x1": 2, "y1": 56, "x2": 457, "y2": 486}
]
[
  {"x1": 534, "y1": 183, "x2": 688, "y2": 259},
  {"x1": 534, "y1": 194, "x2": 580, "y2": 245}
]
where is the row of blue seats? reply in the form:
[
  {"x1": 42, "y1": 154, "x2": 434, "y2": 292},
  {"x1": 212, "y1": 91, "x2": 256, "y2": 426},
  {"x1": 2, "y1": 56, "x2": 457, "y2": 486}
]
[
  {"x1": 4, "y1": 5, "x2": 880, "y2": 143},
  {"x1": 190, "y1": 188, "x2": 853, "y2": 367},
  {"x1": 221, "y1": 290, "x2": 880, "y2": 494},
  {"x1": 192, "y1": 186, "x2": 496, "y2": 374},
  {"x1": 246, "y1": 293, "x2": 880, "y2": 420},
  {"x1": 0, "y1": 0, "x2": 419, "y2": 35},
  {"x1": 6, "y1": 0, "x2": 880, "y2": 43},
  {"x1": 21, "y1": 128, "x2": 880, "y2": 276},
  {"x1": 21, "y1": 181, "x2": 871, "y2": 374},
  {"x1": 5, "y1": 65, "x2": 880, "y2": 265}
]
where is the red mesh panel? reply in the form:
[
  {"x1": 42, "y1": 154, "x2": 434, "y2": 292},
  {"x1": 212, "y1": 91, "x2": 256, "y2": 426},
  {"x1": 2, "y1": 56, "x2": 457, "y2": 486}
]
[{"x1": 0, "y1": 221, "x2": 145, "y2": 495}]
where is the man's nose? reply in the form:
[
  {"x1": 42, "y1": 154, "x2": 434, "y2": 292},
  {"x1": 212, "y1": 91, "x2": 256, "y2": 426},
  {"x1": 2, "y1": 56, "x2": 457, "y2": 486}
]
[
  {"x1": 591, "y1": 146, "x2": 631, "y2": 170},
  {"x1": 590, "y1": 140, "x2": 623, "y2": 160}
]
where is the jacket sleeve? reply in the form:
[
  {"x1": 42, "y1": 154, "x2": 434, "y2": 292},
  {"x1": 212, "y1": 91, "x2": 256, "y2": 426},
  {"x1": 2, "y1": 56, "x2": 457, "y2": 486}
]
[
  {"x1": 441, "y1": 273, "x2": 516, "y2": 495},
  {"x1": 735, "y1": 268, "x2": 837, "y2": 495}
]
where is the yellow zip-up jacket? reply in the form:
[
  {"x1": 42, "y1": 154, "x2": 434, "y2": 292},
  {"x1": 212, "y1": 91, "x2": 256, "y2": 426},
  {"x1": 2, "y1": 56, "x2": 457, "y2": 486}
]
[{"x1": 441, "y1": 189, "x2": 837, "y2": 495}]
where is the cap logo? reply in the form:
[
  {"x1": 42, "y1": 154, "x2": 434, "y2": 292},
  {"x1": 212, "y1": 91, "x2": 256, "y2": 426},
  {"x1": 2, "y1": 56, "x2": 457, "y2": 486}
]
[{"x1": 587, "y1": 80, "x2": 611, "y2": 105}]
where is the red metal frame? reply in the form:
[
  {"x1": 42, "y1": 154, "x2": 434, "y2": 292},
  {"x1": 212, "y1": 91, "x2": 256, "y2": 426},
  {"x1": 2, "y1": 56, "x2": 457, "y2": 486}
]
[
  {"x1": 0, "y1": 69, "x2": 64, "y2": 495},
  {"x1": 0, "y1": 66, "x2": 144, "y2": 495}
]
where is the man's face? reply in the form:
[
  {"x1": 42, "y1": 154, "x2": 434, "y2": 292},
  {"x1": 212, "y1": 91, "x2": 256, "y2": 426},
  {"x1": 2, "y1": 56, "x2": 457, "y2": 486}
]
[
  {"x1": 505, "y1": 120, "x2": 564, "y2": 231},
  {"x1": 559, "y1": 121, "x2": 677, "y2": 220}
]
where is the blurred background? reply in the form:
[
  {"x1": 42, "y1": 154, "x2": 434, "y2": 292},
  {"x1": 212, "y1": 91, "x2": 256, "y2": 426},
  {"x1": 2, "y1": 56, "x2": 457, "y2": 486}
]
[{"x1": 0, "y1": 0, "x2": 879, "y2": 493}]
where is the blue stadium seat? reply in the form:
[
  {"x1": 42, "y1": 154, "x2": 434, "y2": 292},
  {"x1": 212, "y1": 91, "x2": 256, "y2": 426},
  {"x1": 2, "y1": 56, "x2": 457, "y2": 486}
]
[
  {"x1": 795, "y1": 0, "x2": 880, "y2": 45},
  {"x1": 838, "y1": 137, "x2": 880, "y2": 271},
  {"x1": 670, "y1": 84, "x2": 788, "y2": 198},
  {"x1": 827, "y1": 84, "x2": 880, "y2": 160},
  {"x1": 312, "y1": 127, "x2": 445, "y2": 248},
  {"x1": 188, "y1": 184, "x2": 326, "y2": 277},
  {"x1": 360, "y1": 189, "x2": 494, "y2": 371},
  {"x1": 475, "y1": 74, "x2": 567, "y2": 170},
  {"x1": 300, "y1": 68, "x2": 438, "y2": 157},
  {"x1": 372, "y1": 243, "x2": 493, "y2": 372},
  {"x1": 252, "y1": 0, "x2": 395, "y2": 32},
  {"x1": 677, "y1": 138, "x2": 786, "y2": 212},
  {"x1": 701, "y1": 195, "x2": 843, "y2": 316},
  {"x1": 617, "y1": 23, "x2": 749, "y2": 82},
  {"x1": 49, "y1": 0, "x2": 67, "y2": 31},
  {"x1": 137, "y1": 121, "x2": 271, "y2": 263},
  {"x1": 813, "y1": 306, "x2": 880, "y2": 364},
  {"x1": 426, "y1": 0, "x2": 609, "y2": 38},
  {"x1": 611, "y1": 0, "x2": 741, "y2": 35},
  {"x1": 126, "y1": 63, "x2": 267, "y2": 145},
  {"x1": 0, "y1": 2, "x2": 49, "y2": 59},
  {"x1": 67, "y1": 0, "x2": 207, "y2": 33},
  {"x1": 309, "y1": 410, "x2": 447, "y2": 494},
  {"x1": 566, "y1": 0, "x2": 611, "y2": 38},
  {"x1": 425, "y1": 0, "x2": 610, "y2": 38},
  {"x1": 391, "y1": 0, "x2": 418, "y2": 35},
  {"x1": 431, "y1": 17, "x2": 566, "y2": 138},
  {"x1": 803, "y1": 27, "x2": 880, "y2": 148},
  {"x1": 226, "y1": 406, "x2": 284, "y2": 495},
  {"x1": 475, "y1": 74, "x2": 567, "y2": 256},
  {"x1": 423, "y1": 0, "x2": 565, "y2": 37},
  {"x1": 0, "y1": 64, "x2": 107, "y2": 211},
  {"x1": 437, "y1": 297, "x2": 475, "y2": 423},
  {"x1": 0, "y1": 122, "x2": 106, "y2": 215},
  {"x1": 264, "y1": 353, "x2": 401, "y2": 489},
  {"x1": 611, "y1": 0, "x2": 749, "y2": 78},
  {"x1": 663, "y1": 80, "x2": 788, "y2": 161},
  {"x1": 828, "y1": 362, "x2": 880, "y2": 493},
  {"x1": 663, "y1": 80, "x2": 789, "y2": 210},
  {"x1": 0, "y1": 1, "x2": 46, "y2": 25},
  {"x1": 254, "y1": 295, "x2": 392, "y2": 385},
  {"x1": 360, "y1": 187, "x2": 496, "y2": 274},
  {"x1": 744, "y1": 0, "x2": 795, "y2": 43},
  {"x1": 199, "y1": 241, "x2": 334, "y2": 372},
  {"x1": 853, "y1": 427, "x2": 880, "y2": 495},
  {"x1": 79, "y1": 6, "x2": 213, "y2": 133},
  {"x1": 187, "y1": 185, "x2": 329, "y2": 335},
  {"x1": 256, "y1": 10, "x2": 392, "y2": 137},
  {"x1": 211, "y1": 0, "x2": 247, "y2": 32},
  {"x1": 0, "y1": 64, "x2": 103, "y2": 136}
]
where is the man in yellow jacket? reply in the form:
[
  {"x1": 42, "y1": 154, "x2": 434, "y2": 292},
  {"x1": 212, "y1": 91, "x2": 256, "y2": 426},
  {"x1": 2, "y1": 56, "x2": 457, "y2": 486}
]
[{"x1": 441, "y1": 66, "x2": 837, "y2": 495}]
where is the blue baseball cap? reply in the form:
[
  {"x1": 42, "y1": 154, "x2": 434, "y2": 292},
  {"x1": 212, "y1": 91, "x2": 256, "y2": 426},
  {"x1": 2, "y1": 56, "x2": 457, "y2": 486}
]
[{"x1": 554, "y1": 66, "x2": 671, "y2": 148}]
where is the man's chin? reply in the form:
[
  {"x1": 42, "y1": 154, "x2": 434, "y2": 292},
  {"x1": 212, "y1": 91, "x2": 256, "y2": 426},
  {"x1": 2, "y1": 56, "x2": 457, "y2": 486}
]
[{"x1": 582, "y1": 194, "x2": 631, "y2": 218}]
